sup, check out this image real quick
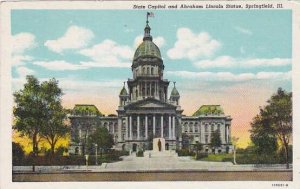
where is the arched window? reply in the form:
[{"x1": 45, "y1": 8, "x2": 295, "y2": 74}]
[
  {"x1": 151, "y1": 67, "x2": 154, "y2": 75},
  {"x1": 147, "y1": 67, "x2": 150, "y2": 75},
  {"x1": 143, "y1": 67, "x2": 146, "y2": 75}
]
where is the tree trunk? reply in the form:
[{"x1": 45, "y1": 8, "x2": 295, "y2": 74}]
[
  {"x1": 284, "y1": 142, "x2": 289, "y2": 169},
  {"x1": 51, "y1": 143, "x2": 55, "y2": 156},
  {"x1": 32, "y1": 133, "x2": 38, "y2": 156}
]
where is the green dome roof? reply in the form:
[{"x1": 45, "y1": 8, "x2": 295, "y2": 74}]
[
  {"x1": 72, "y1": 104, "x2": 102, "y2": 116},
  {"x1": 171, "y1": 86, "x2": 180, "y2": 96},
  {"x1": 133, "y1": 40, "x2": 161, "y2": 60},
  {"x1": 193, "y1": 105, "x2": 224, "y2": 116},
  {"x1": 119, "y1": 86, "x2": 128, "y2": 96}
]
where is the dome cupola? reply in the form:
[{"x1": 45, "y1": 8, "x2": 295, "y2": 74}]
[{"x1": 133, "y1": 17, "x2": 162, "y2": 62}]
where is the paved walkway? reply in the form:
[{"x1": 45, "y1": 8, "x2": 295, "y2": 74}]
[{"x1": 13, "y1": 151, "x2": 292, "y2": 173}]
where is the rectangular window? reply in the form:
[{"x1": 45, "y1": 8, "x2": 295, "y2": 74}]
[{"x1": 205, "y1": 135, "x2": 208, "y2": 144}]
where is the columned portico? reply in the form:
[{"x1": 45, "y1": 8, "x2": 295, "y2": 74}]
[{"x1": 125, "y1": 113, "x2": 175, "y2": 140}]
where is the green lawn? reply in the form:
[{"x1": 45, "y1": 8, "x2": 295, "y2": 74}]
[{"x1": 198, "y1": 153, "x2": 233, "y2": 162}]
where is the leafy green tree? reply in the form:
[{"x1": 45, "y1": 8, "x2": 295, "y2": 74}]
[
  {"x1": 88, "y1": 127, "x2": 114, "y2": 155},
  {"x1": 250, "y1": 88, "x2": 292, "y2": 168},
  {"x1": 39, "y1": 78, "x2": 69, "y2": 156},
  {"x1": 13, "y1": 76, "x2": 45, "y2": 156},
  {"x1": 210, "y1": 130, "x2": 222, "y2": 153},
  {"x1": 13, "y1": 76, "x2": 69, "y2": 157},
  {"x1": 250, "y1": 113, "x2": 278, "y2": 155},
  {"x1": 266, "y1": 88, "x2": 292, "y2": 168}
]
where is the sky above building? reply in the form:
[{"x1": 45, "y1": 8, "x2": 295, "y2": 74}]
[{"x1": 11, "y1": 10, "x2": 292, "y2": 148}]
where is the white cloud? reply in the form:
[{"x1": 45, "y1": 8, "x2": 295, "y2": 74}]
[
  {"x1": 166, "y1": 71, "x2": 291, "y2": 82},
  {"x1": 44, "y1": 25, "x2": 94, "y2": 53},
  {"x1": 134, "y1": 35, "x2": 165, "y2": 48},
  {"x1": 79, "y1": 39, "x2": 133, "y2": 68},
  {"x1": 167, "y1": 28, "x2": 221, "y2": 60},
  {"x1": 34, "y1": 39, "x2": 134, "y2": 70},
  {"x1": 12, "y1": 32, "x2": 37, "y2": 54},
  {"x1": 33, "y1": 60, "x2": 87, "y2": 71},
  {"x1": 234, "y1": 26, "x2": 253, "y2": 35},
  {"x1": 11, "y1": 32, "x2": 37, "y2": 66},
  {"x1": 12, "y1": 55, "x2": 33, "y2": 66},
  {"x1": 194, "y1": 56, "x2": 291, "y2": 69},
  {"x1": 58, "y1": 78, "x2": 123, "y2": 92}
]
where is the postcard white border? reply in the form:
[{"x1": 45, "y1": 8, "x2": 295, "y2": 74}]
[{"x1": 1, "y1": 1, "x2": 300, "y2": 189}]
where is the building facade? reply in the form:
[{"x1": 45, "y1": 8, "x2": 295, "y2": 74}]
[{"x1": 68, "y1": 20, "x2": 233, "y2": 155}]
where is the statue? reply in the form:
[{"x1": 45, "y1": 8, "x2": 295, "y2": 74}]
[{"x1": 158, "y1": 139, "x2": 162, "y2": 151}]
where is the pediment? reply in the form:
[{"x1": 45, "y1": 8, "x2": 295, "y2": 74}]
[{"x1": 125, "y1": 98, "x2": 176, "y2": 110}]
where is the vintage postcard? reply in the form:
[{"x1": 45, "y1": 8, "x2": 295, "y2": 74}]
[{"x1": 0, "y1": 0, "x2": 300, "y2": 189}]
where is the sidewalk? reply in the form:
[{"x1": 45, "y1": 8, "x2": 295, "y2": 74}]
[{"x1": 13, "y1": 152, "x2": 292, "y2": 173}]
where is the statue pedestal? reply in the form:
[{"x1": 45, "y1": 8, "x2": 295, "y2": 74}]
[{"x1": 153, "y1": 138, "x2": 165, "y2": 152}]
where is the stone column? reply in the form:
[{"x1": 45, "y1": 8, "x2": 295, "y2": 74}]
[
  {"x1": 137, "y1": 115, "x2": 140, "y2": 140},
  {"x1": 172, "y1": 116, "x2": 176, "y2": 139},
  {"x1": 193, "y1": 123, "x2": 195, "y2": 133},
  {"x1": 145, "y1": 115, "x2": 148, "y2": 139},
  {"x1": 161, "y1": 115, "x2": 164, "y2": 138},
  {"x1": 228, "y1": 125, "x2": 231, "y2": 142},
  {"x1": 79, "y1": 127, "x2": 82, "y2": 139},
  {"x1": 150, "y1": 82, "x2": 152, "y2": 96},
  {"x1": 153, "y1": 115, "x2": 156, "y2": 136},
  {"x1": 125, "y1": 117, "x2": 128, "y2": 140},
  {"x1": 168, "y1": 115, "x2": 171, "y2": 139},
  {"x1": 129, "y1": 116, "x2": 132, "y2": 140},
  {"x1": 117, "y1": 118, "x2": 122, "y2": 142}
]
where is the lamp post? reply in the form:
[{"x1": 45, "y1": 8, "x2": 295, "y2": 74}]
[
  {"x1": 95, "y1": 143, "x2": 98, "y2": 165},
  {"x1": 85, "y1": 154, "x2": 89, "y2": 171}
]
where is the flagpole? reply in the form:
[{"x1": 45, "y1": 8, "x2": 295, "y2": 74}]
[{"x1": 146, "y1": 12, "x2": 149, "y2": 24}]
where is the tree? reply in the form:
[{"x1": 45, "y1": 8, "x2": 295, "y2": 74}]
[
  {"x1": 39, "y1": 78, "x2": 69, "y2": 156},
  {"x1": 13, "y1": 76, "x2": 69, "y2": 157},
  {"x1": 210, "y1": 130, "x2": 221, "y2": 153},
  {"x1": 265, "y1": 88, "x2": 292, "y2": 168},
  {"x1": 88, "y1": 127, "x2": 114, "y2": 155},
  {"x1": 250, "y1": 113, "x2": 278, "y2": 155},
  {"x1": 13, "y1": 76, "x2": 45, "y2": 156},
  {"x1": 250, "y1": 88, "x2": 292, "y2": 168}
]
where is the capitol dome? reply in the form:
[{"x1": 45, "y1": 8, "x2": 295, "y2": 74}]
[
  {"x1": 133, "y1": 21, "x2": 162, "y2": 63},
  {"x1": 133, "y1": 40, "x2": 161, "y2": 60}
]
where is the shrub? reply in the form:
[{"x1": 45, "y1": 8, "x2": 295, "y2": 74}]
[
  {"x1": 136, "y1": 150, "x2": 144, "y2": 157},
  {"x1": 195, "y1": 152, "x2": 208, "y2": 160},
  {"x1": 176, "y1": 149, "x2": 195, "y2": 156}
]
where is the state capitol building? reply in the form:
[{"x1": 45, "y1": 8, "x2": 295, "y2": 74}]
[{"x1": 68, "y1": 18, "x2": 233, "y2": 155}]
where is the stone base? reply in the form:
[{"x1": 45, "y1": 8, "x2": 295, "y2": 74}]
[{"x1": 144, "y1": 150, "x2": 178, "y2": 158}]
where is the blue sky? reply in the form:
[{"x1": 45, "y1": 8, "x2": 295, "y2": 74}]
[{"x1": 11, "y1": 10, "x2": 292, "y2": 147}]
